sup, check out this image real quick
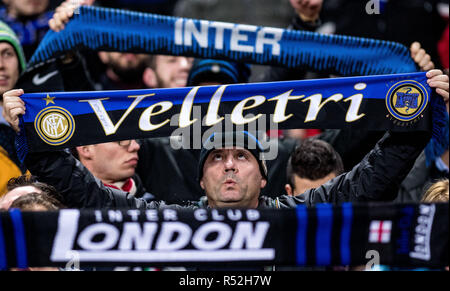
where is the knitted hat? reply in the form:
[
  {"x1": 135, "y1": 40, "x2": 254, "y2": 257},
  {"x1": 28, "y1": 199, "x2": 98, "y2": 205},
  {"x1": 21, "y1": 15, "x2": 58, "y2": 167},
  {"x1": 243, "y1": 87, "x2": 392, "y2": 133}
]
[
  {"x1": 187, "y1": 59, "x2": 251, "y2": 86},
  {"x1": 198, "y1": 131, "x2": 268, "y2": 182},
  {"x1": 0, "y1": 21, "x2": 26, "y2": 73}
]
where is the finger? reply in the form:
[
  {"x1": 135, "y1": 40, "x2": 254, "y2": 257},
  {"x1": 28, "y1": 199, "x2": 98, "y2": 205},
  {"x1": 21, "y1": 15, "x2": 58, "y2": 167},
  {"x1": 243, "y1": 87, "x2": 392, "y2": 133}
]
[
  {"x1": 414, "y1": 49, "x2": 426, "y2": 64},
  {"x1": 428, "y1": 73, "x2": 449, "y2": 84},
  {"x1": 8, "y1": 108, "x2": 26, "y2": 127},
  {"x1": 4, "y1": 101, "x2": 26, "y2": 112},
  {"x1": 3, "y1": 89, "x2": 24, "y2": 101},
  {"x1": 49, "y1": 19, "x2": 60, "y2": 32},
  {"x1": 418, "y1": 54, "x2": 431, "y2": 69},
  {"x1": 428, "y1": 81, "x2": 449, "y2": 92},
  {"x1": 410, "y1": 42, "x2": 421, "y2": 58},
  {"x1": 436, "y1": 88, "x2": 449, "y2": 101},
  {"x1": 422, "y1": 61, "x2": 435, "y2": 72},
  {"x1": 426, "y1": 69, "x2": 443, "y2": 78}
]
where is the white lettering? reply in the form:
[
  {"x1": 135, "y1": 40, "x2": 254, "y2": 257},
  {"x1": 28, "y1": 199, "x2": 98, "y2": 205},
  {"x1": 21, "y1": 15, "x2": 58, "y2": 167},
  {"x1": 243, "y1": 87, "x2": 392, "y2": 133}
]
[
  {"x1": 155, "y1": 222, "x2": 191, "y2": 250},
  {"x1": 192, "y1": 222, "x2": 232, "y2": 250},
  {"x1": 118, "y1": 223, "x2": 157, "y2": 251},
  {"x1": 77, "y1": 223, "x2": 119, "y2": 251},
  {"x1": 230, "y1": 222, "x2": 269, "y2": 249}
]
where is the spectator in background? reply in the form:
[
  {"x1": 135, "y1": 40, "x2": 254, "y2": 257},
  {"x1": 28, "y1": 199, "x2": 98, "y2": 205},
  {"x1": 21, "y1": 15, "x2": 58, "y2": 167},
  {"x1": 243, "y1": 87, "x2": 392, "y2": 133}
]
[
  {"x1": 143, "y1": 55, "x2": 193, "y2": 89},
  {"x1": 10, "y1": 191, "x2": 63, "y2": 210},
  {"x1": 96, "y1": 51, "x2": 152, "y2": 90},
  {"x1": 421, "y1": 178, "x2": 449, "y2": 202},
  {"x1": 0, "y1": 20, "x2": 27, "y2": 196},
  {"x1": 0, "y1": 0, "x2": 53, "y2": 60},
  {"x1": 285, "y1": 138, "x2": 344, "y2": 196},
  {"x1": 0, "y1": 175, "x2": 61, "y2": 209},
  {"x1": 72, "y1": 139, "x2": 154, "y2": 201},
  {"x1": 187, "y1": 59, "x2": 251, "y2": 86}
]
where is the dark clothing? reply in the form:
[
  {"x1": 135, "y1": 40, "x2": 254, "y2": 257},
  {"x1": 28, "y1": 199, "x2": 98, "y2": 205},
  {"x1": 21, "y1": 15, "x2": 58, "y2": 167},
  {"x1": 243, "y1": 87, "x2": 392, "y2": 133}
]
[
  {"x1": 317, "y1": 129, "x2": 386, "y2": 172},
  {"x1": 17, "y1": 52, "x2": 97, "y2": 93},
  {"x1": 395, "y1": 151, "x2": 449, "y2": 203},
  {"x1": 136, "y1": 137, "x2": 202, "y2": 205},
  {"x1": 25, "y1": 131, "x2": 430, "y2": 210},
  {"x1": 321, "y1": 0, "x2": 447, "y2": 68}
]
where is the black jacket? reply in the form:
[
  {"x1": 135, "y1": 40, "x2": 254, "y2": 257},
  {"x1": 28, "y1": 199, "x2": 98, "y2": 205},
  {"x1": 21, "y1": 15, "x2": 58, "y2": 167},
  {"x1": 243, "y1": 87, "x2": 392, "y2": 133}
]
[{"x1": 25, "y1": 131, "x2": 430, "y2": 209}]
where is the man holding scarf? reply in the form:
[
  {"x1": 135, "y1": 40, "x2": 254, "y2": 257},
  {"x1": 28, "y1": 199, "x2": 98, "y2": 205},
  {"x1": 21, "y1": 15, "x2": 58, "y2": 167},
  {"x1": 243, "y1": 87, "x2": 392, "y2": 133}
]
[{"x1": 2, "y1": 69, "x2": 449, "y2": 210}]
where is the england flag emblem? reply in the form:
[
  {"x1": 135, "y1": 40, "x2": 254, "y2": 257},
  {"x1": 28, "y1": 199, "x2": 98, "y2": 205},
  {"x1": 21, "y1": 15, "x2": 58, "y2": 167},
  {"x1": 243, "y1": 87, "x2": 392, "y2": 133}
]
[{"x1": 369, "y1": 220, "x2": 392, "y2": 243}]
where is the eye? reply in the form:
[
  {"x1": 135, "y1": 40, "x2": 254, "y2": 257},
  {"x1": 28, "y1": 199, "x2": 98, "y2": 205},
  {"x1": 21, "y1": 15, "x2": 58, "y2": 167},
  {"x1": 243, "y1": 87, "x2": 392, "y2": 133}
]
[
  {"x1": 213, "y1": 153, "x2": 222, "y2": 161},
  {"x1": 237, "y1": 152, "x2": 247, "y2": 160},
  {"x1": 2, "y1": 50, "x2": 14, "y2": 58}
]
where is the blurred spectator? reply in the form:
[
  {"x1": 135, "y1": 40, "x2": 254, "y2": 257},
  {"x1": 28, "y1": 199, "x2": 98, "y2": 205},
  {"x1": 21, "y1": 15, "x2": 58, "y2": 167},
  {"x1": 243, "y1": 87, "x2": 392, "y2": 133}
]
[
  {"x1": 96, "y1": 51, "x2": 152, "y2": 90},
  {"x1": 0, "y1": 0, "x2": 53, "y2": 60},
  {"x1": 72, "y1": 140, "x2": 154, "y2": 200},
  {"x1": 421, "y1": 178, "x2": 449, "y2": 202},
  {"x1": 95, "y1": 0, "x2": 179, "y2": 15},
  {"x1": 10, "y1": 191, "x2": 63, "y2": 210},
  {"x1": 174, "y1": 0, "x2": 293, "y2": 28},
  {"x1": 143, "y1": 55, "x2": 193, "y2": 89},
  {"x1": 0, "y1": 20, "x2": 27, "y2": 196},
  {"x1": 285, "y1": 138, "x2": 344, "y2": 196},
  {"x1": 0, "y1": 175, "x2": 61, "y2": 209},
  {"x1": 187, "y1": 59, "x2": 251, "y2": 86}
]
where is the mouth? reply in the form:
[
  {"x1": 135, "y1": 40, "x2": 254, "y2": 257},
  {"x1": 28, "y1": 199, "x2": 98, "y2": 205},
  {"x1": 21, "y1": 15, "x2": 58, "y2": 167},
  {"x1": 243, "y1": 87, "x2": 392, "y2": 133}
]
[
  {"x1": 125, "y1": 158, "x2": 139, "y2": 166},
  {"x1": 0, "y1": 76, "x2": 9, "y2": 85},
  {"x1": 223, "y1": 178, "x2": 237, "y2": 186}
]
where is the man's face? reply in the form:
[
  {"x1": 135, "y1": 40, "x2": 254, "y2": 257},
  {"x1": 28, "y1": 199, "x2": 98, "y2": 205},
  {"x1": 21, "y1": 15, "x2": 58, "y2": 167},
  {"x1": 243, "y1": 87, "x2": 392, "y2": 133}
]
[
  {"x1": 287, "y1": 172, "x2": 337, "y2": 196},
  {"x1": 5, "y1": 0, "x2": 49, "y2": 17},
  {"x1": 82, "y1": 140, "x2": 140, "y2": 184},
  {"x1": 0, "y1": 186, "x2": 40, "y2": 209},
  {"x1": 154, "y1": 55, "x2": 193, "y2": 88},
  {"x1": 200, "y1": 147, "x2": 266, "y2": 208},
  {"x1": 98, "y1": 51, "x2": 150, "y2": 83},
  {"x1": 0, "y1": 42, "x2": 20, "y2": 96}
]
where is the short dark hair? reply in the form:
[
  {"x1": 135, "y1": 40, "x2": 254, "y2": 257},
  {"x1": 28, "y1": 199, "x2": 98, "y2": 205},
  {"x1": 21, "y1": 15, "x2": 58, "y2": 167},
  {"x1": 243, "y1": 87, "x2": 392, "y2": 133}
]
[
  {"x1": 10, "y1": 192, "x2": 64, "y2": 210},
  {"x1": 7, "y1": 175, "x2": 63, "y2": 204},
  {"x1": 286, "y1": 138, "x2": 344, "y2": 189}
]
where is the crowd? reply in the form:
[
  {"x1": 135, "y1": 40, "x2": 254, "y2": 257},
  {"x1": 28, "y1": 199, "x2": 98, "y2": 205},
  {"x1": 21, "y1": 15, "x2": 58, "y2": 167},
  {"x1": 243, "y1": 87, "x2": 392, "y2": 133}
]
[{"x1": 0, "y1": 0, "x2": 449, "y2": 271}]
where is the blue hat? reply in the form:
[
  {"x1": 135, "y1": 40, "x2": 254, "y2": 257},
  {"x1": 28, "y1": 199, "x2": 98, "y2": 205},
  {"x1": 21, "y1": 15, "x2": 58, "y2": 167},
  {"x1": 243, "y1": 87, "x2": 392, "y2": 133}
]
[{"x1": 187, "y1": 59, "x2": 251, "y2": 86}]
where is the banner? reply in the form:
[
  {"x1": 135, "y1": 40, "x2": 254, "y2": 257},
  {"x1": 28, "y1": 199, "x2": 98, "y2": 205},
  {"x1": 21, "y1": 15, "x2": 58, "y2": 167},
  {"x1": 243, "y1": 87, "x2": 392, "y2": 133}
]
[
  {"x1": 28, "y1": 6, "x2": 417, "y2": 76},
  {"x1": 0, "y1": 203, "x2": 448, "y2": 269},
  {"x1": 17, "y1": 72, "x2": 432, "y2": 155}
]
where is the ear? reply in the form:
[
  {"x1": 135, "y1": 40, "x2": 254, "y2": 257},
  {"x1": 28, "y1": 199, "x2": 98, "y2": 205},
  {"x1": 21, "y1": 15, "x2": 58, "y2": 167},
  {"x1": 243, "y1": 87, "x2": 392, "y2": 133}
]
[
  {"x1": 199, "y1": 179, "x2": 205, "y2": 190},
  {"x1": 77, "y1": 145, "x2": 93, "y2": 160},
  {"x1": 260, "y1": 178, "x2": 267, "y2": 189},
  {"x1": 143, "y1": 67, "x2": 158, "y2": 88},
  {"x1": 285, "y1": 184, "x2": 293, "y2": 196}
]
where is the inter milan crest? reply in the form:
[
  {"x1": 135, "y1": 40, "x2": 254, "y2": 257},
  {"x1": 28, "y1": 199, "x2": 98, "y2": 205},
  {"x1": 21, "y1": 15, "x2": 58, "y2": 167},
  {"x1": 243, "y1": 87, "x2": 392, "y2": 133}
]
[
  {"x1": 386, "y1": 80, "x2": 429, "y2": 125},
  {"x1": 34, "y1": 106, "x2": 75, "y2": 146}
]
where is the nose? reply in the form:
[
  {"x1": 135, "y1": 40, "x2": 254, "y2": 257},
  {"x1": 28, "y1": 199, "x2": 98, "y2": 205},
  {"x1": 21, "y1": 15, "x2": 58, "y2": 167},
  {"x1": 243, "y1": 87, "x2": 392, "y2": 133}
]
[
  {"x1": 178, "y1": 57, "x2": 192, "y2": 71},
  {"x1": 128, "y1": 139, "x2": 140, "y2": 152},
  {"x1": 223, "y1": 155, "x2": 237, "y2": 173}
]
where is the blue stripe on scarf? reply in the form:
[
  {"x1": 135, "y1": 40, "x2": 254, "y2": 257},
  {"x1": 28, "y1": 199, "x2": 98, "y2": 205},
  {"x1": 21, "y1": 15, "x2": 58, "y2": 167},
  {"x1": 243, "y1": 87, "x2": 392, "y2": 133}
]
[
  {"x1": 340, "y1": 202, "x2": 353, "y2": 266},
  {"x1": 29, "y1": 6, "x2": 417, "y2": 76},
  {"x1": 316, "y1": 203, "x2": 333, "y2": 266},
  {"x1": 9, "y1": 209, "x2": 28, "y2": 269},
  {"x1": 296, "y1": 204, "x2": 308, "y2": 266},
  {"x1": 0, "y1": 215, "x2": 7, "y2": 270}
]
